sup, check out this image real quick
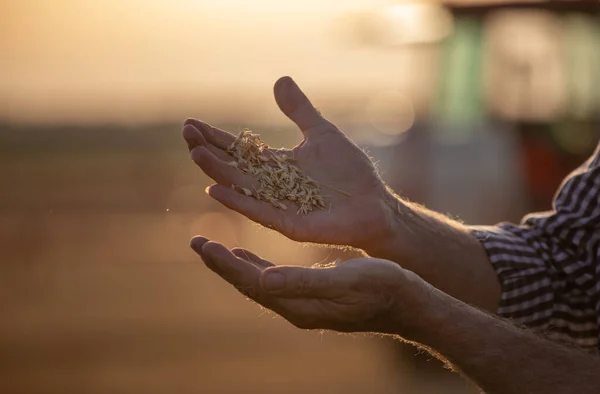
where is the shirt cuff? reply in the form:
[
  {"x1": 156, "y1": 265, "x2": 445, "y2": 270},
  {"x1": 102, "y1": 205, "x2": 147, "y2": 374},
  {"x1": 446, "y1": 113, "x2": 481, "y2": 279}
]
[{"x1": 469, "y1": 224, "x2": 554, "y2": 317}]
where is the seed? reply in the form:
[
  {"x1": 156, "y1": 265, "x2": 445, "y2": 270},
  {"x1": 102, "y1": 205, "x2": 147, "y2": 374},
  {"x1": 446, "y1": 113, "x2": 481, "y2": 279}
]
[{"x1": 225, "y1": 130, "x2": 326, "y2": 214}]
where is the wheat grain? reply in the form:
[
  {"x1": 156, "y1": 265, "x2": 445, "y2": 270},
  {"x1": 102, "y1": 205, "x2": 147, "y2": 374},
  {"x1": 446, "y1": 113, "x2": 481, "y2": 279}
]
[{"x1": 226, "y1": 130, "x2": 326, "y2": 214}]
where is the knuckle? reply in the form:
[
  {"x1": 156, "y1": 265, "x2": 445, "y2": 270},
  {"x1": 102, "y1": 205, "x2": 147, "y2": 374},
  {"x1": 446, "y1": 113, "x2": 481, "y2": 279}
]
[
  {"x1": 323, "y1": 120, "x2": 337, "y2": 130},
  {"x1": 192, "y1": 149, "x2": 213, "y2": 170},
  {"x1": 230, "y1": 247, "x2": 244, "y2": 255},
  {"x1": 316, "y1": 275, "x2": 333, "y2": 291},
  {"x1": 230, "y1": 247, "x2": 247, "y2": 259},
  {"x1": 293, "y1": 273, "x2": 311, "y2": 295},
  {"x1": 190, "y1": 147, "x2": 203, "y2": 163}
]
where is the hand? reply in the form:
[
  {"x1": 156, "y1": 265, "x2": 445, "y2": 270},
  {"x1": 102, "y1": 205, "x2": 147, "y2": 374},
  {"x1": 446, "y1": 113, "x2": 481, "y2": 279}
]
[
  {"x1": 190, "y1": 236, "x2": 423, "y2": 335},
  {"x1": 183, "y1": 76, "x2": 399, "y2": 250}
]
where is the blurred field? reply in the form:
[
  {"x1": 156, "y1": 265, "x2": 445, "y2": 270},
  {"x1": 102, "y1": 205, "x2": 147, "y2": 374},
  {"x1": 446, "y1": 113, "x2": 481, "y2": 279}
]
[
  {"x1": 0, "y1": 123, "x2": 476, "y2": 394},
  {"x1": 2, "y1": 0, "x2": 599, "y2": 392}
]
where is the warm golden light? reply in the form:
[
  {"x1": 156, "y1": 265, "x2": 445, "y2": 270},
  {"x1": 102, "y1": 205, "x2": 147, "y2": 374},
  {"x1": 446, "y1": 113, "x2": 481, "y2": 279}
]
[
  {"x1": 0, "y1": 0, "x2": 414, "y2": 124},
  {"x1": 378, "y1": 3, "x2": 453, "y2": 45},
  {"x1": 366, "y1": 89, "x2": 415, "y2": 136},
  {"x1": 159, "y1": 0, "x2": 371, "y2": 13}
]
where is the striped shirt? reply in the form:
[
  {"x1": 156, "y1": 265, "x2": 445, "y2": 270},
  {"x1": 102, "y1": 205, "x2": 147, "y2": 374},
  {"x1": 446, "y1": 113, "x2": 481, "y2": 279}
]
[{"x1": 471, "y1": 142, "x2": 600, "y2": 351}]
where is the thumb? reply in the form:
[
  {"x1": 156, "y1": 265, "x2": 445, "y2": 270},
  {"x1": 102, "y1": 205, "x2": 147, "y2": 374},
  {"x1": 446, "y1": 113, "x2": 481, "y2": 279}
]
[
  {"x1": 259, "y1": 265, "x2": 341, "y2": 298},
  {"x1": 273, "y1": 76, "x2": 327, "y2": 135}
]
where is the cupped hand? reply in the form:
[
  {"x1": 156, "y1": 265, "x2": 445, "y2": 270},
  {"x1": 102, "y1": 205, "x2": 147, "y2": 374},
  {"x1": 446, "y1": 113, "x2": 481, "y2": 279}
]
[
  {"x1": 191, "y1": 236, "x2": 421, "y2": 335},
  {"x1": 183, "y1": 76, "x2": 399, "y2": 249}
]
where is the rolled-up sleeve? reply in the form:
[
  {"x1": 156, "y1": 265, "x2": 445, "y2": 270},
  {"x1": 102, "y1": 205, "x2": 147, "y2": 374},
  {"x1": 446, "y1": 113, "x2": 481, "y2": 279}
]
[{"x1": 470, "y1": 144, "x2": 600, "y2": 351}]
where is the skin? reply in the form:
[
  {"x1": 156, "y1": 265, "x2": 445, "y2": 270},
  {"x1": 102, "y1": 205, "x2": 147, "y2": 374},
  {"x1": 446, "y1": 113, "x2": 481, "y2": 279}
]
[
  {"x1": 183, "y1": 76, "x2": 500, "y2": 312},
  {"x1": 192, "y1": 236, "x2": 600, "y2": 394},
  {"x1": 183, "y1": 77, "x2": 396, "y2": 249},
  {"x1": 183, "y1": 77, "x2": 600, "y2": 393},
  {"x1": 190, "y1": 236, "x2": 422, "y2": 335}
]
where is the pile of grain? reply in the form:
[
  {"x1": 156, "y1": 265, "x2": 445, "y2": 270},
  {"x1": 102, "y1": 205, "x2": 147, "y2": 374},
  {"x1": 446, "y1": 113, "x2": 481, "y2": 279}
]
[{"x1": 226, "y1": 130, "x2": 326, "y2": 215}]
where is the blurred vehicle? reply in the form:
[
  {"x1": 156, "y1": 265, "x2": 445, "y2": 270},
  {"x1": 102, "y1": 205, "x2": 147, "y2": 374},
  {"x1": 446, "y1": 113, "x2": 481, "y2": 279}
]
[{"x1": 343, "y1": 0, "x2": 600, "y2": 219}]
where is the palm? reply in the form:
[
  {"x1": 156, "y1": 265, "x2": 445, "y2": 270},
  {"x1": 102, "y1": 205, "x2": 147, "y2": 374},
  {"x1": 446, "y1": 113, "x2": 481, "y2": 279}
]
[
  {"x1": 184, "y1": 77, "x2": 394, "y2": 248},
  {"x1": 283, "y1": 258, "x2": 403, "y2": 332},
  {"x1": 286, "y1": 129, "x2": 391, "y2": 245},
  {"x1": 192, "y1": 238, "x2": 407, "y2": 334}
]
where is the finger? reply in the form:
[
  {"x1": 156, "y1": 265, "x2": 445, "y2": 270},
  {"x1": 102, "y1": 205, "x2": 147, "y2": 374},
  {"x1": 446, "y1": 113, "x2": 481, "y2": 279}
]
[
  {"x1": 190, "y1": 236, "x2": 210, "y2": 252},
  {"x1": 190, "y1": 236, "x2": 210, "y2": 262},
  {"x1": 182, "y1": 124, "x2": 206, "y2": 152},
  {"x1": 191, "y1": 146, "x2": 254, "y2": 188},
  {"x1": 231, "y1": 248, "x2": 275, "y2": 269},
  {"x1": 259, "y1": 265, "x2": 343, "y2": 298},
  {"x1": 200, "y1": 142, "x2": 235, "y2": 163},
  {"x1": 183, "y1": 123, "x2": 234, "y2": 162},
  {"x1": 273, "y1": 76, "x2": 327, "y2": 135},
  {"x1": 190, "y1": 238, "x2": 320, "y2": 325},
  {"x1": 207, "y1": 184, "x2": 289, "y2": 233},
  {"x1": 199, "y1": 241, "x2": 263, "y2": 293},
  {"x1": 185, "y1": 118, "x2": 236, "y2": 150},
  {"x1": 190, "y1": 236, "x2": 216, "y2": 271}
]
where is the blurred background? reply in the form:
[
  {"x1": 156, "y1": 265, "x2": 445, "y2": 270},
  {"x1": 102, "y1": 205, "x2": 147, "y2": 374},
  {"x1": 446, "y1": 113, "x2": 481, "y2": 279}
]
[{"x1": 1, "y1": 0, "x2": 599, "y2": 393}]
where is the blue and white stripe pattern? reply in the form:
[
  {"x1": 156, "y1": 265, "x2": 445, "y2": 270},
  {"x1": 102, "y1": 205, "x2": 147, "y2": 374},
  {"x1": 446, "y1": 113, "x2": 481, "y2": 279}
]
[{"x1": 472, "y1": 142, "x2": 600, "y2": 351}]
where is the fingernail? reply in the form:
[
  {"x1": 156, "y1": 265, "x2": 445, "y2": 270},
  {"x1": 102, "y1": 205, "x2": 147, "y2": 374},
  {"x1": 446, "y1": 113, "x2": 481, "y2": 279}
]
[
  {"x1": 262, "y1": 271, "x2": 286, "y2": 291},
  {"x1": 184, "y1": 123, "x2": 199, "y2": 132}
]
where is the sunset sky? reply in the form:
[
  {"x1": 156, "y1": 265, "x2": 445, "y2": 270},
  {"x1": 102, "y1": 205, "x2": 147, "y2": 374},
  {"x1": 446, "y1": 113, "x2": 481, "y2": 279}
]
[{"x1": 1, "y1": 0, "x2": 439, "y2": 124}]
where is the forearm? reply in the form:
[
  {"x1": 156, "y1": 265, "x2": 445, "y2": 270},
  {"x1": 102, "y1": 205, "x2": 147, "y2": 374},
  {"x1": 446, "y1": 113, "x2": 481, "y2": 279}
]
[
  {"x1": 397, "y1": 283, "x2": 600, "y2": 394},
  {"x1": 364, "y1": 195, "x2": 500, "y2": 312}
]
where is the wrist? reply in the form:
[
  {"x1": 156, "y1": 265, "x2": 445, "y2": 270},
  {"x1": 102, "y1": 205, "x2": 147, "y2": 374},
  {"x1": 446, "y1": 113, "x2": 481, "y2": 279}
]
[
  {"x1": 382, "y1": 268, "x2": 437, "y2": 339},
  {"x1": 389, "y1": 278, "x2": 456, "y2": 347},
  {"x1": 360, "y1": 192, "x2": 412, "y2": 261}
]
